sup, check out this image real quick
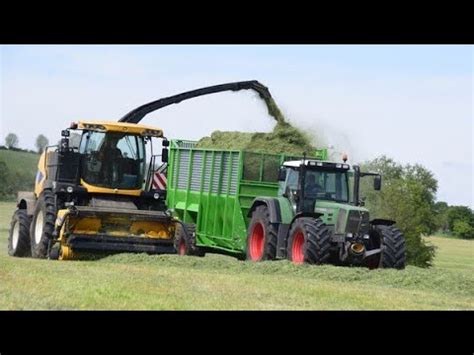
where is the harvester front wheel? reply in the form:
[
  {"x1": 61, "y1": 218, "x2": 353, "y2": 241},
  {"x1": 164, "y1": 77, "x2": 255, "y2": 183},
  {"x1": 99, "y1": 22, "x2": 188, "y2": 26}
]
[
  {"x1": 287, "y1": 217, "x2": 331, "y2": 265},
  {"x1": 369, "y1": 225, "x2": 406, "y2": 269},
  {"x1": 8, "y1": 209, "x2": 32, "y2": 257},
  {"x1": 174, "y1": 223, "x2": 205, "y2": 257},
  {"x1": 30, "y1": 190, "x2": 56, "y2": 259},
  {"x1": 246, "y1": 205, "x2": 278, "y2": 262}
]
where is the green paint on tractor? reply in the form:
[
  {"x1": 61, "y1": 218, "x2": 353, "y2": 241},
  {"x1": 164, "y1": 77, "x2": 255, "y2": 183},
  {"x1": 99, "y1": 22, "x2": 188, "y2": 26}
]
[{"x1": 166, "y1": 140, "x2": 407, "y2": 269}]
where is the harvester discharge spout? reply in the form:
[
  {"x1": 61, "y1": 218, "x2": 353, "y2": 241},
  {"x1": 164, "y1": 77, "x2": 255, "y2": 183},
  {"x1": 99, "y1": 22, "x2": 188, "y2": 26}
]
[{"x1": 119, "y1": 80, "x2": 273, "y2": 124}]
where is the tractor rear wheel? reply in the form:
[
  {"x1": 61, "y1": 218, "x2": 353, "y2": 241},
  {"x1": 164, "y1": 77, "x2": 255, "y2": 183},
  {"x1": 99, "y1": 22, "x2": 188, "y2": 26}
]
[
  {"x1": 246, "y1": 205, "x2": 278, "y2": 261},
  {"x1": 30, "y1": 190, "x2": 57, "y2": 259},
  {"x1": 8, "y1": 209, "x2": 32, "y2": 257},
  {"x1": 287, "y1": 217, "x2": 331, "y2": 265},
  {"x1": 174, "y1": 223, "x2": 205, "y2": 257},
  {"x1": 368, "y1": 225, "x2": 406, "y2": 269}
]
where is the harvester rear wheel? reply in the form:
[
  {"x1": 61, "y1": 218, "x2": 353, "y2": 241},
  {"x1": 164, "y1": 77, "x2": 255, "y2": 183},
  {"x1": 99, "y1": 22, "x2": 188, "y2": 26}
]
[
  {"x1": 174, "y1": 223, "x2": 205, "y2": 257},
  {"x1": 369, "y1": 225, "x2": 406, "y2": 269},
  {"x1": 8, "y1": 209, "x2": 32, "y2": 257},
  {"x1": 246, "y1": 205, "x2": 278, "y2": 261},
  {"x1": 287, "y1": 217, "x2": 331, "y2": 265},
  {"x1": 30, "y1": 190, "x2": 57, "y2": 259}
]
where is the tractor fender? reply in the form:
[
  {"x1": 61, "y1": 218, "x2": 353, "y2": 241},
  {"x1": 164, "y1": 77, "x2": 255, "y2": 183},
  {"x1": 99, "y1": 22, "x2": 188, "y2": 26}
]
[
  {"x1": 288, "y1": 212, "x2": 324, "y2": 230},
  {"x1": 248, "y1": 198, "x2": 282, "y2": 224},
  {"x1": 370, "y1": 218, "x2": 396, "y2": 226}
]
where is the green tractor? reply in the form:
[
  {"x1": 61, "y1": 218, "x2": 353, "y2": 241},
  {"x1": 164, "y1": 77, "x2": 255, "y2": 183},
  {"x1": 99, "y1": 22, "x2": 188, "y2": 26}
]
[
  {"x1": 248, "y1": 158, "x2": 406, "y2": 268},
  {"x1": 166, "y1": 141, "x2": 406, "y2": 269}
]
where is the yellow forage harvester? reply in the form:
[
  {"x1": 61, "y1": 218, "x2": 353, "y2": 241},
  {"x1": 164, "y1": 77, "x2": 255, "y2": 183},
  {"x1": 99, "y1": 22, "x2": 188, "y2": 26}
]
[{"x1": 8, "y1": 120, "x2": 176, "y2": 260}]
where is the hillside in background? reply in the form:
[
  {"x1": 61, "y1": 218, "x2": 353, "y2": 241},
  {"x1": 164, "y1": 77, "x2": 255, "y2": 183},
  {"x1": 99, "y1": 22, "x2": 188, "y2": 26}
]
[{"x1": 0, "y1": 149, "x2": 39, "y2": 200}]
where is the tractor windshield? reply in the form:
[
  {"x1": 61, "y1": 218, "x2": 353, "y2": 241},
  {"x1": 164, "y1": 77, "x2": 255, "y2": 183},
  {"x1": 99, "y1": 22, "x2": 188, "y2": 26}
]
[
  {"x1": 304, "y1": 169, "x2": 349, "y2": 203},
  {"x1": 79, "y1": 131, "x2": 146, "y2": 189}
]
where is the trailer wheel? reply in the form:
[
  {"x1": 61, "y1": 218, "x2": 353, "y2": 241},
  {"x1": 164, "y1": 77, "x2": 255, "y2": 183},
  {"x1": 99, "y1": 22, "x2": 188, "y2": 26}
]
[
  {"x1": 246, "y1": 205, "x2": 278, "y2": 261},
  {"x1": 174, "y1": 223, "x2": 205, "y2": 257},
  {"x1": 8, "y1": 210, "x2": 32, "y2": 257},
  {"x1": 369, "y1": 225, "x2": 406, "y2": 269},
  {"x1": 30, "y1": 190, "x2": 57, "y2": 259},
  {"x1": 287, "y1": 217, "x2": 331, "y2": 265}
]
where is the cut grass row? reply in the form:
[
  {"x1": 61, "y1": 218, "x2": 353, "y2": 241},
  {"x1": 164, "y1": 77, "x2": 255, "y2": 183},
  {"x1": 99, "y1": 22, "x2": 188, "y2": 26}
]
[{"x1": 0, "y1": 201, "x2": 472, "y2": 310}]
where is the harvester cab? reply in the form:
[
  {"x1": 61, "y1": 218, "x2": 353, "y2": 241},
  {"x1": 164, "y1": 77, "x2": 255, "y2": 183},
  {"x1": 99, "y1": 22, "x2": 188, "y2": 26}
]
[
  {"x1": 8, "y1": 120, "x2": 175, "y2": 260},
  {"x1": 275, "y1": 158, "x2": 406, "y2": 268}
]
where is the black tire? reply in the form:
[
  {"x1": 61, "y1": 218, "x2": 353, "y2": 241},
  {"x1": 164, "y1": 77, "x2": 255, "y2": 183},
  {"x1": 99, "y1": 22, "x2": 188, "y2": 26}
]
[
  {"x1": 370, "y1": 225, "x2": 406, "y2": 269},
  {"x1": 174, "y1": 223, "x2": 205, "y2": 257},
  {"x1": 287, "y1": 217, "x2": 331, "y2": 265},
  {"x1": 30, "y1": 190, "x2": 57, "y2": 259},
  {"x1": 49, "y1": 245, "x2": 60, "y2": 260},
  {"x1": 8, "y1": 210, "x2": 32, "y2": 257},
  {"x1": 246, "y1": 205, "x2": 278, "y2": 261}
]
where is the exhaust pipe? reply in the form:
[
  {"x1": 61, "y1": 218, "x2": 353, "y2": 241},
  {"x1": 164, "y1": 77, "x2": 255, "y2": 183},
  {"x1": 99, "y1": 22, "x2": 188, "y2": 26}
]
[{"x1": 350, "y1": 243, "x2": 365, "y2": 256}]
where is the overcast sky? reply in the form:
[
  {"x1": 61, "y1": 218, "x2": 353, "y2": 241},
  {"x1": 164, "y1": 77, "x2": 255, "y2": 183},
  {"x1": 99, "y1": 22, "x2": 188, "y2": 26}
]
[{"x1": 0, "y1": 45, "x2": 472, "y2": 207}]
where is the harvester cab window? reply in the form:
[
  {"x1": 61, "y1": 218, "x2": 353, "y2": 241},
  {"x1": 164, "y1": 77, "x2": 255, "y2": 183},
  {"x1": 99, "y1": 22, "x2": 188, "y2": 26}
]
[{"x1": 80, "y1": 131, "x2": 145, "y2": 189}]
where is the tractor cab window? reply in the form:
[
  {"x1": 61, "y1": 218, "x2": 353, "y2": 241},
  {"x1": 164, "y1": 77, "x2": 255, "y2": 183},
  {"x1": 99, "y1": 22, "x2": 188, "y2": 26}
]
[
  {"x1": 279, "y1": 168, "x2": 300, "y2": 206},
  {"x1": 80, "y1": 131, "x2": 145, "y2": 189},
  {"x1": 305, "y1": 169, "x2": 349, "y2": 203}
]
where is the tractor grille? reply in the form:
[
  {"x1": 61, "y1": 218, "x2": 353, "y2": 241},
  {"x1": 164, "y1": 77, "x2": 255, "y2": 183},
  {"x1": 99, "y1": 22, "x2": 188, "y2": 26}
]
[{"x1": 346, "y1": 210, "x2": 370, "y2": 235}]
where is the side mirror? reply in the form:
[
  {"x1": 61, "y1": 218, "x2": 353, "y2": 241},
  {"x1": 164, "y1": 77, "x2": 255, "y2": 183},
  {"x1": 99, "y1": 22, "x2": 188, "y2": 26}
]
[
  {"x1": 374, "y1": 175, "x2": 382, "y2": 191},
  {"x1": 162, "y1": 139, "x2": 170, "y2": 147},
  {"x1": 61, "y1": 129, "x2": 70, "y2": 137},
  {"x1": 60, "y1": 138, "x2": 69, "y2": 152},
  {"x1": 278, "y1": 168, "x2": 287, "y2": 181},
  {"x1": 162, "y1": 148, "x2": 169, "y2": 163},
  {"x1": 291, "y1": 189, "x2": 299, "y2": 202}
]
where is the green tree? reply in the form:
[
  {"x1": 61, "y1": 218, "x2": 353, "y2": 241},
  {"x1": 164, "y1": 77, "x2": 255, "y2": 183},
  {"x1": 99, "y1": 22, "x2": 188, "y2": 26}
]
[
  {"x1": 447, "y1": 206, "x2": 474, "y2": 239},
  {"x1": 447, "y1": 206, "x2": 473, "y2": 229},
  {"x1": 5, "y1": 133, "x2": 19, "y2": 149},
  {"x1": 452, "y1": 220, "x2": 474, "y2": 239},
  {"x1": 360, "y1": 156, "x2": 437, "y2": 267},
  {"x1": 35, "y1": 134, "x2": 49, "y2": 153}
]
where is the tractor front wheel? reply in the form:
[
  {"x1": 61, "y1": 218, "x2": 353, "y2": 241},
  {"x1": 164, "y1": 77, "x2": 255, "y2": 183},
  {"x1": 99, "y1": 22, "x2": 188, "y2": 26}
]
[
  {"x1": 287, "y1": 217, "x2": 331, "y2": 265},
  {"x1": 370, "y1": 225, "x2": 406, "y2": 269}
]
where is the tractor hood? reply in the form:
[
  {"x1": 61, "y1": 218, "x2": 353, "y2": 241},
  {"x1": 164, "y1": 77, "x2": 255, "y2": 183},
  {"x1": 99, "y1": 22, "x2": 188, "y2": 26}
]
[{"x1": 314, "y1": 200, "x2": 370, "y2": 235}]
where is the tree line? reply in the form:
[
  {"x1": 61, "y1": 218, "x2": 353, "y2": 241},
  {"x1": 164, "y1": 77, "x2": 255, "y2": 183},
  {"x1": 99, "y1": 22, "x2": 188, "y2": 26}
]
[
  {"x1": 0, "y1": 132, "x2": 49, "y2": 200},
  {"x1": 4, "y1": 132, "x2": 49, "y2": 153}
]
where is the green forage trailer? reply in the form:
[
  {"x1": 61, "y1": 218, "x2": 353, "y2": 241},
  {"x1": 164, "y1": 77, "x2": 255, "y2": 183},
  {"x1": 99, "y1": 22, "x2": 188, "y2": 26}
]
[{"x1": 166, "y1": 140, "x2": 406, "y2": 269}]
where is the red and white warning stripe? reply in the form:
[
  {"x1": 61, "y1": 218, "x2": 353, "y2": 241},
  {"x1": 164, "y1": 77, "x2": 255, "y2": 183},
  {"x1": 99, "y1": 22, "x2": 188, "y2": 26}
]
[{"x1": 152, "y1": 163, "x2": 167, "y2": 190}]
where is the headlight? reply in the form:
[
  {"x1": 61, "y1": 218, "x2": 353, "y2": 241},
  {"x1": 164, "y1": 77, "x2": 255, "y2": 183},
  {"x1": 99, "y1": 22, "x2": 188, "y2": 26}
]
[
  {"x1": 336, "y1": 209, "x2": 347, "y2": 234},
  {"x1": 153, "y1": 192, "x2": 160, "y2": 200},
  {"x1": 66, "y1": 186, "x2": 74, "y2": 193}
]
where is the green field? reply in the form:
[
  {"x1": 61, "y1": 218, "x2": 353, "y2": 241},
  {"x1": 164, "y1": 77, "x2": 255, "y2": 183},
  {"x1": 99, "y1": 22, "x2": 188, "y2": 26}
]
[
  {"x1": 0, "y1": 149, "x2": 39, "y2": 173},
  {"x1": 0, "y1": 201, "x2": 473, "y2": 310}
]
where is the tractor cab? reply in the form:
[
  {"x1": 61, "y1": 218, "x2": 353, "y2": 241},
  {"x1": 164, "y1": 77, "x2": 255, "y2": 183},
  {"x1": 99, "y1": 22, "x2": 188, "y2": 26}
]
[{"x1": 278, "y1": 160, "x2": 352, "y2": 214}]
